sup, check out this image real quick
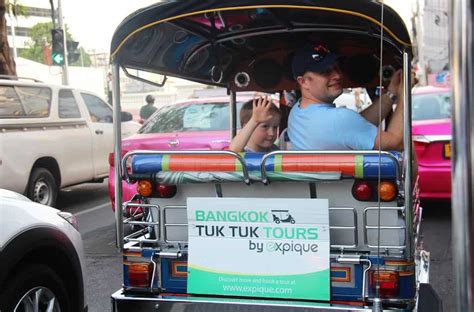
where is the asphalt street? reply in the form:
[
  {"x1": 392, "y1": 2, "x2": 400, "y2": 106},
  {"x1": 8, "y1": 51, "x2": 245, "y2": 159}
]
[{"x1": 56, "y1": 180, "x2": 453, "y2": 312}]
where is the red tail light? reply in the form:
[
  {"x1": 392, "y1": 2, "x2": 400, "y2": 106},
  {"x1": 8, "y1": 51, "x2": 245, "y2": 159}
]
[
  {"x1": 108, "y1": 150, "x2": 130, "y2": 167},
  {"x1": 126, "y1": 262, "x2": 152, "y2": 288},
  {"x1": 352, "y1": 181, "x2": 373, "y2": 201},
  {"x1": 156, "y1": 184, "x2": 177, "y2": 198},
  {"x1": 108, "y1": 152, "x2": 114, "y2": 167},
  {"x1": 413, "y1": 136, "x2": 430, "y2": 155},
  {"x1": 371, "y1": 270, "x2": 399, "y2": 297},
  {"x1": 136, "y1": 180, "x2": 177, "y2": 198}
]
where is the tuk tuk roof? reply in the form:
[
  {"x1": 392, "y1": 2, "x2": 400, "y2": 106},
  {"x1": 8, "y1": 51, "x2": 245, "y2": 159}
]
[{"x1": 110, "y1": 0, "x2": 412, "y2": 92}]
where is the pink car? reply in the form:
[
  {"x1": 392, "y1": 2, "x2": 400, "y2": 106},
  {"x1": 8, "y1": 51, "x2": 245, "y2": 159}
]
[
  {"x1": 108, "y1": 97, "x2": 249, "y2": 207},
  {"x1": 412, "y1": 86, "x2": 451, "y2": 200}
]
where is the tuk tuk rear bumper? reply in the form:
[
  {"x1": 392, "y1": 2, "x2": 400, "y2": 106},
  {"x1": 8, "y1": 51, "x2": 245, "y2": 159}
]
[{"x1": 111, "y1": 290, "x2": 412, "y2": 312}]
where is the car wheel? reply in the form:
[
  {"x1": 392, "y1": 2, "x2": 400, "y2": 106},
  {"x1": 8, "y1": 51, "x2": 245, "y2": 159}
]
[
  {"x1": 0, "y1": 263, "x2": 71, "y2": 312},
  {"x1": 27, "y1": 167, "x2": 58, "y2": 207}
]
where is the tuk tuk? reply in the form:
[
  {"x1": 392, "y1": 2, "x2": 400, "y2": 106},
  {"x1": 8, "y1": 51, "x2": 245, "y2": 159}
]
[{"x1": 109, "y1": 1, "x2": 440, "y2": 311}]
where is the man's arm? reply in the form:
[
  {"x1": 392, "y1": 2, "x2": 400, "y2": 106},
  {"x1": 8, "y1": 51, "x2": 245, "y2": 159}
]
[
  {"x1": 372, "y1": 71, "x2": 405, "y2": 151},
  {"x1": 372, "y1": 96, "x2": 404, "y2": 150},
  {"x1": 361, "y1": 70, "x2": 402, "y2": 126},
  {"x1": 361, "y1": 94, "x2": 396, "y2": 126}
]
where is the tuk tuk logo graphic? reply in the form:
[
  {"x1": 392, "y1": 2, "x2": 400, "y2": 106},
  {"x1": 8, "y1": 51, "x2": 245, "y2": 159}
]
[{"x1": 272, "y1": 209, "x2": 296, "y2": 224}]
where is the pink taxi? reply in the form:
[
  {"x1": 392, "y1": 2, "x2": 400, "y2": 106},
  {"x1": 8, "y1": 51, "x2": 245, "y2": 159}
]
[
  {"x1": 412, "y1": 86, "x2": 451, "y2": 200},
  {"x1": 108, "y1": 97, "x2": 249, "y2": 207}
]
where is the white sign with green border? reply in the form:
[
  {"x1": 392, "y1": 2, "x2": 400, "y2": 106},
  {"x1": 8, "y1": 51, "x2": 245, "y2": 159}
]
[{"x1": 187, "y1": 197, "x2": 330, "y2": 301}]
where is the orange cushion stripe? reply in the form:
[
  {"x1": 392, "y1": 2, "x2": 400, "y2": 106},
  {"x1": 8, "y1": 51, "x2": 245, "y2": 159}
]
[
  {"x1": 281, "y1": 155, "x2": 356, "y2": 176},
  {"x1": 168, "y1": 155, "x2": 237, "y2": 171}
]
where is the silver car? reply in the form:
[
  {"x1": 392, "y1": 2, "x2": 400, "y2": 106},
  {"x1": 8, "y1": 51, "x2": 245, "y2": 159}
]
[{"x1": 0, "y1": 189, "x2": 87, "y2": 311}]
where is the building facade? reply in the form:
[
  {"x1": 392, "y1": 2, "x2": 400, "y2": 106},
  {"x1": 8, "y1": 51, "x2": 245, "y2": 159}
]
[
  {"x1": 6, "y1": 1, "x2": 52, "y2": 57},
  {"x1": 412, "y1": 0, "x2": 449, "y2": 85}
]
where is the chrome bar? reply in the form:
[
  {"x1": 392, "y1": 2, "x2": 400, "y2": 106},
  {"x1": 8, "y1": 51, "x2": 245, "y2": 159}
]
[
  {"x1": 157, "y1": 251, "x2": 183, "y2": 258},
  {"x1": 229, "y1": 90, "x2": 237, "y2": 139},
  {"x1": 329, "y1": 207, "x2": 358, "y2": 248},
  {"x1": 336, "y1": 256, "x2": 372, "y2": 301},
  {"x1": 121, "y1": 150, "x2": 251, "y2": 184},
  {"x1": 451, "y1": 0, "x2": 473, "y2": 310},
  {"x1": 123, "y1": 203, "x2": 161, "y2": 242},
  {"x1": 363, "y1": 207, "x2": 406, "y2": 250},
  {"x1": 163, "y1": 206, "x2": 188, "y2": 243},
  {"x1": 402, "y1": 51, "x2": 413, "y2": 260},
  {"x1": 150, "y1": 254, "x2": 158, "y2": 289},
  {"x1": 112, "y1": 62, "x2": 124, "y2": 250},
  {"x1": 260, "y1": 150, "x2": 401, "y2": 184},
  {"x1": 336, "y1": 255, "x2": 362, "y2": 264}
]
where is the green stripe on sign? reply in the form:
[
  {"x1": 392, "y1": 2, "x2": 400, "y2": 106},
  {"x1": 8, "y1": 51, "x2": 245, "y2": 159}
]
[
  {"x1": 274, "y1": 154, "x2": 282, "y2": 172},
  {"x1": 187, "y1": 267, "x2": 330, "y2": 301},
  {"x1": 162, "y1": 154, "x2": 170, "y2": 171},
  {"x1": 355, "y1": 155, "x2": 364, "y2": 178}
]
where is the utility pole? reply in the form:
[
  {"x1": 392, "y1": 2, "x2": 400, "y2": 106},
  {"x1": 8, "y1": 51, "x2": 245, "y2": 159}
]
[{"x1": 57, "y1": 0, "x2": 69, "y2": 85}]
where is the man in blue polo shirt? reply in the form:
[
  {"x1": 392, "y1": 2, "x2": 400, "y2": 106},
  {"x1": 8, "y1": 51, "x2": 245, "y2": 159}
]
[{"x1": 288, "y1": 44, "x2": 404, "y2": 151}]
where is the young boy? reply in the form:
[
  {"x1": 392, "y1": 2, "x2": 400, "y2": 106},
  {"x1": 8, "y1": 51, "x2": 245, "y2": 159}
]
[{"x1": 229, "y1": 96, "x2": 281, "y2": 153}]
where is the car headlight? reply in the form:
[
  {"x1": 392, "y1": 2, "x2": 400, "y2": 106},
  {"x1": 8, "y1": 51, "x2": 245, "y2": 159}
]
[{"x1": 57, "y1": 211, "x2": 79, "y2": 231}]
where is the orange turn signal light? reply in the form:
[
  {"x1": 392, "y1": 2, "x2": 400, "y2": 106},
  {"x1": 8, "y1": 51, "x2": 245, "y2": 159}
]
[
  {"x1": 378, "y1": 181, "x2": 397, "y2": 202},
  {"x1": 137, "y1": 180, "x2": 153, "y2": 197},
  {"x1": 126, "y1": 262, "x2": 152, "y2": 288}
]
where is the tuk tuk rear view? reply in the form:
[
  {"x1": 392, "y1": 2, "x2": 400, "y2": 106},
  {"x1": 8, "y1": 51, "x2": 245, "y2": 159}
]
[{"x1": 109, "y1": 1, "x2": 441, "y2": 311}]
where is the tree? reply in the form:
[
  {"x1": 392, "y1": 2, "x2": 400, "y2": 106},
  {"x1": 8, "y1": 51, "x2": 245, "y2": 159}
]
[
  {"x1": 0, "y1": 0, "x2": 17, "y2": 75},
  {"x1": 20, "y1": 22, "x2": 92, "y2": 67}
]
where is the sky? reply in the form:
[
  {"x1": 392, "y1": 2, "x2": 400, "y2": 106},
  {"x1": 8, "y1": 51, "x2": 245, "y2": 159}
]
[{"x1": 61, "y1": 0, "x2": 414, "y2": 53}]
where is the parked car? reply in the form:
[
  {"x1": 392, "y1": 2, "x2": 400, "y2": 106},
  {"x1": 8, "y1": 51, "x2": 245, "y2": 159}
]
[
  {"x1": 108, "y1": 96, "x2": 253, "y2": 207},
  {"x1": 0, "y1": 76, "x2": 141, "y2": 206},
  {"x1": 412, "y1": 86, "x2": 451, "y2": 200},
  {"x1": 0, "y1": 188, "x2": 87, "y2": 311}
]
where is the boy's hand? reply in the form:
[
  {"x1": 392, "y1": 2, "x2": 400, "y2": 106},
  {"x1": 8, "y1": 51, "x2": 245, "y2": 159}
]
[{"x1": 251, "y1": 96, "x2": 274, "y2": 124}]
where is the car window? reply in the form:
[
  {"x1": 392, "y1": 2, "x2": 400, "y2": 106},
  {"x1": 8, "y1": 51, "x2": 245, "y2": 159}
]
[
  {"x1": 0, "y1": 85, "x2": 51, "y2": 118},
  {"x1": 412, "y1": 92, "x2": 451, "y2": 121},
  {"x1": 59, "y1": 89, "x2": 81, "y2": 118},
  {"x1": 81, "y1": 93, "x2": 113, "y2": 123},
  {"x1": 140, "y1": 102, "x2": 243, "y2": 134}
]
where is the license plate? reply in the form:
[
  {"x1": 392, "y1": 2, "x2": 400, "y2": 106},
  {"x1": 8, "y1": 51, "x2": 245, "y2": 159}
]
[{"x1": 444, "y1": 143, "x2": 451, "y2": 159}]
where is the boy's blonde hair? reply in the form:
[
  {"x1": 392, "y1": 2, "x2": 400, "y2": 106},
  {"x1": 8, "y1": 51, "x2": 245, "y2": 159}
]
[{"x1": 239, "y1": 99, "x2": 281, "y2": 126}]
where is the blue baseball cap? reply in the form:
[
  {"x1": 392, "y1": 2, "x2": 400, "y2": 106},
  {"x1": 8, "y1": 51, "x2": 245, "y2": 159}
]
[{"x1": 292, "y1": 44, "x2": 340, "y2": 78}]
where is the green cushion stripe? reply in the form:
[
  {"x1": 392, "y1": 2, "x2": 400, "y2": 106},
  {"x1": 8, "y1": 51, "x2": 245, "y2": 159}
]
[
  {"x1": 162, "y1": 154, "x2": 170, "y2": 171},
  {"x1": 355, "y1": 155, "x2": 364, "y2": 178},
  {"x1": 235, "y1": 153, "x2": 244, "y2": 172},
  {"x1": 274, "y1": 154, "x2": 282, "y2": 172}
]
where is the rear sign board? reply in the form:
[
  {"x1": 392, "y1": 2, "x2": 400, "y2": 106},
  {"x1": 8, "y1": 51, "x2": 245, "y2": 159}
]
[{"x1": 187, "y1": 197, "x2": 330, "y2": 301}]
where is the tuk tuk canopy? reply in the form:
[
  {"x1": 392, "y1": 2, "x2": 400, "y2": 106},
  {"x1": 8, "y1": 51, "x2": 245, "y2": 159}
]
[{"x1": 110, "y1": 0, "x2": 412, "y2": 92}]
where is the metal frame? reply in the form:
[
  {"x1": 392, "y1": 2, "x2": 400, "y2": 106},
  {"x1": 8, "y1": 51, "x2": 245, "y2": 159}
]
[
  {"x1": 112, "y1": 63, "x2": 124, "y2": 250},
  {"x1": 451, "y1": 1, "x2": 473, "y2": 311},
  {"x1": 402, "y1": 51, "x2": 413, "y2": 260},
  {"x1": 363, "y1": 207, "x2": 406, "y2": 250}
]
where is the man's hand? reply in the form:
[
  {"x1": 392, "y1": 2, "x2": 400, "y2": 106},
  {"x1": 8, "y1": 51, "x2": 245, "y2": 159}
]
[
  {"x1": 251, "y1": 96, "x2": 274, "y2": 124},
  {"x1": 389, "y1": 68, "x2": 417, "y2": 96},
  {"x1": 388, "y1": 69, "x2": 403, "y2": 95}
]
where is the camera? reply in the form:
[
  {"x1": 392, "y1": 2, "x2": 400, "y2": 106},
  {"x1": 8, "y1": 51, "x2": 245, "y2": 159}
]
[{"x1": 382, "y1": 65, "x2": 395, "y2": 81}]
